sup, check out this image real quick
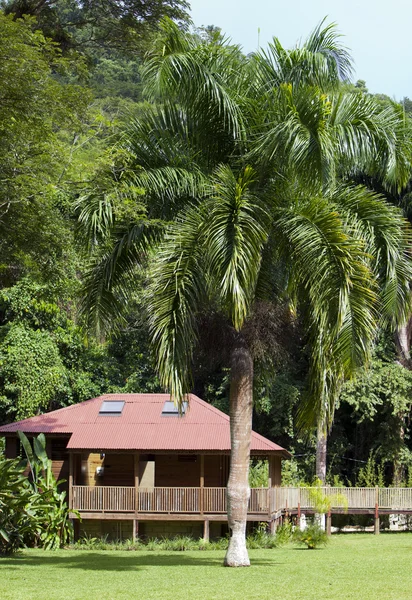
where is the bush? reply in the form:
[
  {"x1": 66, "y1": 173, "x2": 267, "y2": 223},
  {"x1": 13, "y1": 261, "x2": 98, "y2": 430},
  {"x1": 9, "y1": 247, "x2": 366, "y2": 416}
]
[
  {"x1": 274, "y1": 521, "x2": 294, "y2": 546},
  {"x1": 0, "y1": 457, "x2": 37, "y2": 555},
  {"x1": 293, "y1": 523, "x2": 328, "y2": 549}
]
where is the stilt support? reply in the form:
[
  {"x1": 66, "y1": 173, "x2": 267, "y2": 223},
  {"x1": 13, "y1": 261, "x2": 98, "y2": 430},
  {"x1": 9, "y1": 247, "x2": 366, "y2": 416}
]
[
  {"x1": 374, "y1": 504, "x2": 380, "y2": 535},
  {"x1": 203, "y1": 519, "x2": 210, "y2": 542},
  {"x1": 326, "y1": 510, "x2": 332, "y2": 536},
  {"x1": 133, "y1": 519, "x2": 139, "y2": 542}
]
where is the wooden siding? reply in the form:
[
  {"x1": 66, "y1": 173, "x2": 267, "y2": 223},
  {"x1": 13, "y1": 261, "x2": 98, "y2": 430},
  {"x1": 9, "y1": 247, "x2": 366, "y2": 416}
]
[
  {"x1": 5, "y1": 437, "x2": 17, "y2": 459},
  {"x1": 155, "y1": 455, "x2": 200, "y2": 487},
  {"x1": 268, "y1": 456, "x2": 282, "y2": 487},
  {"x1": 81, "y1": 452, "x2": 134, "y2": 487},
  {"x1": 204, "y1": 455, "x2": 229, "y2": 487}
]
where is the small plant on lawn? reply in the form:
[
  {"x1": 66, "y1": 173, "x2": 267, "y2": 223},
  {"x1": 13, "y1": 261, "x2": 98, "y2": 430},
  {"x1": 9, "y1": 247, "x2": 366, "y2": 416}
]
[
  {"x1": 293, "y1": 523, "x2": 328, "y2": 549},
  {"x1": 247, "y1": 522, "x2": 278, "y2": 549},
  {"x1": 274, "y1": 521, "x2": 293, "y2": 547}
]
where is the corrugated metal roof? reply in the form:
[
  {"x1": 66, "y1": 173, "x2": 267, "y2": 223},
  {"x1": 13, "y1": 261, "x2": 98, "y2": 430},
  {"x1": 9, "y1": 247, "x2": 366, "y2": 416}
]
[{"x1": 0, "y1": 393, "x2": 290, "y2": 456}]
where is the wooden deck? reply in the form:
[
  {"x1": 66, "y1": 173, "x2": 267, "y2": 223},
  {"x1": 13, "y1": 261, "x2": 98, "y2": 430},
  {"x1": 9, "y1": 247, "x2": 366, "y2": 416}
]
[{"x1": 70, "y1": 486, "x2": 412, "y2": 521}]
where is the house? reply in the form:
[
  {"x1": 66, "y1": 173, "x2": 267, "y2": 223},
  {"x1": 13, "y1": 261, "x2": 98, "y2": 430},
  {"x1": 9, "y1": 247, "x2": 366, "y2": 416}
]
[{"x1": 0, "y1": 393, "x2": 290, "y2": 540}]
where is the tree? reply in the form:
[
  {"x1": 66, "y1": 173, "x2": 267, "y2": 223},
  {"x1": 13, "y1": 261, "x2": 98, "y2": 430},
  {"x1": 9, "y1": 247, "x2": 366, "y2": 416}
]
[
  {"x1": 79, "y1": 20, "x2": 412, "y2": 565},
  {"x1": 1, "y1": 0, "x2": 190, "y2": 54},
  {"x1": 0, "y1": 12, "x2": 91, "y2": 287}
]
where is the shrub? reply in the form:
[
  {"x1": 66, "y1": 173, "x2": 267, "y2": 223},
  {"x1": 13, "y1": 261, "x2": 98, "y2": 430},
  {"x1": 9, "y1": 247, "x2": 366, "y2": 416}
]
[
  {"x1": 274, "y1": 521, "x2": 293, "y2": 547},
  {"x1": 293, "y1": 523, "x2": 328, "y2": 549},
  {"x1": 0, "y1": 457, "x2": 37, "y2": 555}
]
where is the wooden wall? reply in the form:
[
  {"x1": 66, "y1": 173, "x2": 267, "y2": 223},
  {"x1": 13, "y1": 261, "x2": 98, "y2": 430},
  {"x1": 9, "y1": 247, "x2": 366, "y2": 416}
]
[
  {"x1": 155, "y1": 454, "x2": 230, "y2": 487},
  {"x1": 204, "y1": 455, "x2": 229, "y2": 487},
  {"x1": 268, "y1": 456, "x2": 282, "y2": 487},
  {"x1": 81, "y1": 453, "x2": 134, "y2": 486},
  {"x1": 155, "y1": 455, "x2": 200, "y2": 487},
  {"x1": 5, "y1": 437, "x2": 17, "y2": 459}
]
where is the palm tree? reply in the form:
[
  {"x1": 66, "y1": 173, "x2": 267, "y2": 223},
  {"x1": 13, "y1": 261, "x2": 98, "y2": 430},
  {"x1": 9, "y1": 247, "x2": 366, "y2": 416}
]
[{"x1": 79, "y1": 20, "x2": 412, "y2": 566}]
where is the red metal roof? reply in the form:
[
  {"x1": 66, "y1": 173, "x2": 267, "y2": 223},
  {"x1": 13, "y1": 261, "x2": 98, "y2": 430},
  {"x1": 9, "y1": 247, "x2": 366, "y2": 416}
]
[{"x1": 0, "y1": 393, "x2": 290, "y2": 456}]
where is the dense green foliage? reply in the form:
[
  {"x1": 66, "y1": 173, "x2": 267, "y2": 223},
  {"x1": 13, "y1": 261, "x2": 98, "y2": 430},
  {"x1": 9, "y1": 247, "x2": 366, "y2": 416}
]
[
  {"x1": 0, "y1": 432, "x2": 76, "y2": 554},
  {"x1": 0, "y1": 456, "x2": 35, "y2": 555}
]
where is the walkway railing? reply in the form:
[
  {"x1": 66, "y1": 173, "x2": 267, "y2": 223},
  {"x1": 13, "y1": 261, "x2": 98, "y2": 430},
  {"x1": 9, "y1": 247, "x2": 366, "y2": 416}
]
[
  {"x1": 72, "y1": 486, "x2": 271, "y2": 514},
  {"x1": 71, "y1": 486, "x2": 412, "y2": 515}
]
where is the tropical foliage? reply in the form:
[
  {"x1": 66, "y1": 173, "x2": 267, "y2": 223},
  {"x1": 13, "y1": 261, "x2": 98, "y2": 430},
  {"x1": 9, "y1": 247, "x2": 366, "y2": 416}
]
[
  {"x1": 0, "y1": 432, "x2": 76, "y2": 554},
  {"x1": 77, "y1": 19, "x2": 412, "y2": 565},
  {"x1": 2, "y1": 2, "x2": 412, "y2": 561},
  {"x1": 0, "y1": 456, "x2": 35, "y2": 555}
]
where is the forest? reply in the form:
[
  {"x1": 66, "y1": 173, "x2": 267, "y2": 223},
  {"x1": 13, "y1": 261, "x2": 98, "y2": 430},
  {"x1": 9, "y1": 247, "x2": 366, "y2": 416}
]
[{"x1": 2, "y1": 0, "x2": 412, "y2": 494}]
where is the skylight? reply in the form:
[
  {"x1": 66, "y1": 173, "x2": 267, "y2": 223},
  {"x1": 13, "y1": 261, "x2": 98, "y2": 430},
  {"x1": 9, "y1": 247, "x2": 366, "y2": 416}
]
[
  {"x1": 161, "y1": 401, "x2": 188, "y2": 416},
  {"x1": 98, "y1": 401, "x2": 125, "y2": 416}
]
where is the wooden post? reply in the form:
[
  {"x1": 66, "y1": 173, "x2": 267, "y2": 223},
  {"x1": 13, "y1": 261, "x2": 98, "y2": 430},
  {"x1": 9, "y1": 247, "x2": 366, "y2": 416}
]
[
  {"x1": 374, "y1": 486, "x2": 379, "y2": 535},
  {"x1": 270, "y1": 519, "x2": 277, "y2": 536},
  {"x1": 268, "y1": 456, "x2": 273, "y2": 488},
  {"x1": 134, "y1": 453, "x2": 140, "y2": 514},
  {"x1": 132, "y1": 519, "x2": 139, "y2": 542},
  {"x1": 297, "y1": 502, "x2": 301, "y2": 520},
  {"x1": 69, "y1": 453, "x2": 74, "y2": 510},
  {"x1": 200, "y1": 454, "x2": 204, "y2": 515},
  {"x1": 374, "y1": 504, "x2": 380, "y2": 535},
  {"x1": 203, "y1": 519, "x2": 209, "y2": 541},
  {"x1": 326, "y1": 510, "x2": 332, "y2": 536}
]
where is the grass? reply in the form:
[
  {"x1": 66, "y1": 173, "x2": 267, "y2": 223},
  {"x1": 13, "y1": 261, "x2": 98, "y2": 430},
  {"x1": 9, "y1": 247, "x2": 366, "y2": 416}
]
[{"x1": 1, "y1": 533, "x2": 412, "y2": 599}]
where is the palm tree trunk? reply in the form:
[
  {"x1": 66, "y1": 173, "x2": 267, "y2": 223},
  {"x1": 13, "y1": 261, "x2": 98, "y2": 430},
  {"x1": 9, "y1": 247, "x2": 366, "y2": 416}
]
[
  {"x1": 316, "y1": 425, "x2": 327, "y2": 483},
  {"x1": 224, "y1": 338, "x2": 253, "y2": 567},
  {"x1": 395, "y1": 319, "x2": 412, "y2": 369}
]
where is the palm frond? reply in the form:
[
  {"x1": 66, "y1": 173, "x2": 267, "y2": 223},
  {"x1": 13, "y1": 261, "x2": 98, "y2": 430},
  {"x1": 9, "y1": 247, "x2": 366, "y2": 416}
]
[
  {"x1": 147, "y1": 207, "x2": 206, "y2": 404},
  {"x1": 80, "y1": 220, "x2": 162, "y2": 336},
  {"x1": 251, "y1": 19, "x2": 353, "y2": 94},
  {"x1": 143, "y1": 18, "x2": 245, "y2": 143},
  {"x1": 273, "y1": 194, "x2": 378, "y2": 427},
  {"x1": 329, "y1": 184, "x2": 412, "y2": 325},
  {"x1": 204, "y1": 165, "x2": 269, "y2": 330}
]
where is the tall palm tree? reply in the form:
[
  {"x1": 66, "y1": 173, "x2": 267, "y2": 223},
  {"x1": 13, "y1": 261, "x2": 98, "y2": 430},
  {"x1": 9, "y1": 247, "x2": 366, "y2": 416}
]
[{"x1": 79, "y1": 20, "x2": 412, "y2": 566}]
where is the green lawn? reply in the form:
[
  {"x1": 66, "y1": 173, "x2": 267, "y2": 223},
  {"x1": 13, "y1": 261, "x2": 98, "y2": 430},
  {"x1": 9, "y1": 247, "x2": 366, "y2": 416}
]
[{"x1": 1, "y1": 534, "x2": 412, "y2": 600}]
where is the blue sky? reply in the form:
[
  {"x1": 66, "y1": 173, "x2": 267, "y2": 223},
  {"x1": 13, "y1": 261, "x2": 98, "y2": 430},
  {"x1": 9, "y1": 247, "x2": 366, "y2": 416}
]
[{"x1": 188, "y1": 0, "x2": 411, "y2": 100}]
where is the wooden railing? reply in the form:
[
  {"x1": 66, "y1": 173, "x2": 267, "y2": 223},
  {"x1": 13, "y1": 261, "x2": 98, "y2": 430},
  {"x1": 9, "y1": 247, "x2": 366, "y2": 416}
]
[
  {"x1": 71, "y1": 486, "x2": 412, "y2": 515},
  {"x1": 72, "y1": 486, "x2": 271, "y2": 514}
]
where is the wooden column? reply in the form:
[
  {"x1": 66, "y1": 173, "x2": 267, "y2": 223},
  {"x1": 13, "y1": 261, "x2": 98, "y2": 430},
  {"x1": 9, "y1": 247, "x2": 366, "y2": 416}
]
[
  {"x1": 374, "y1": 505, "x2": 380, "y2": 535},
  {"x1": 326, "y1": 510, "x2": 332, "y2": 536},
  {"x1": 134, "y1": 453, "x2": 140, "y2": 513},
  {"x1": 200, "y1": 454, "x2": 204, "y2": 515},
  {"x1": 268, "y1": 455, "x2": 282, "y2": 487},
  {"x1": 203, "y1": 519, "x2": 209, "y2": 542},
  {"x1": 68, "y1": 453, "x2": 74, "y2": 510},
  {"x1": 268, "y1": 456, "x2": 273, "y2": 488},
  {"x1": 270, "y1": 519, "x2": 277, "y2": 536},
  {"x1": 374, "y1": 487, "x2": 380, "y2": 535},
  {"x1": 133, "y1": 519, "x2": 139, "y2": 542}
]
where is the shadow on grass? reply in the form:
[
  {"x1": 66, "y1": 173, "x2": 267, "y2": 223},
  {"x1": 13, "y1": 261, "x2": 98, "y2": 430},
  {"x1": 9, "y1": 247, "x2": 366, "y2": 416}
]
[{"x1": 0, "y1": 552, "x2": 281, "y2": 571}]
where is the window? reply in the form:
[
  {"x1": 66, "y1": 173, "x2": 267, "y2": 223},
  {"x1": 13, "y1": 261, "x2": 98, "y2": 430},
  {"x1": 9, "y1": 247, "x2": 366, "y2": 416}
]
[
  {"x1": 98, "y1": 401, "x2": 125, "y2": 416},
  {"x1": 161, "y1": 401, "x2": 188, "y2": 416}
]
